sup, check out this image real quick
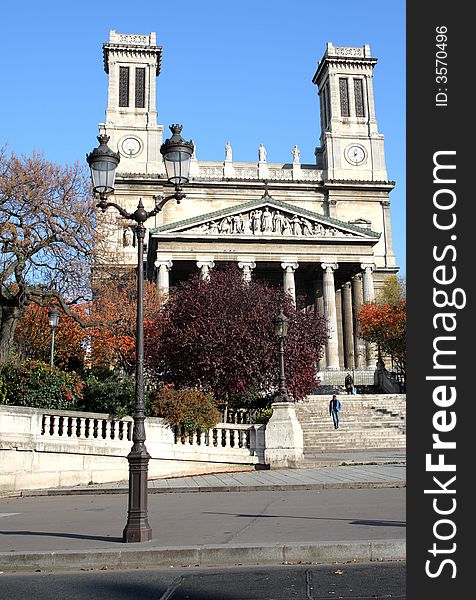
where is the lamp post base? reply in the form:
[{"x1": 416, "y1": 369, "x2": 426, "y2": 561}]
[{"x1": 122, "y1": 449, "x2": 152, "y2": 543}]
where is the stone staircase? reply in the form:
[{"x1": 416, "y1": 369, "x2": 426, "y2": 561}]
[{"x1": 295, "y1": 394, "x2": 406, "y2": 452}]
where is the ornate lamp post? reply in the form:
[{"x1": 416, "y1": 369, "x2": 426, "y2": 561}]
[
  {"x1": 272, "y1": 309, "x2": 290, "y2": 402},
  {"x1": 47, "y1": 307, "x2": 60, "y2": 367},
  {"x1": 86, "y1": 125, "x2": 194, "y2": 543}
]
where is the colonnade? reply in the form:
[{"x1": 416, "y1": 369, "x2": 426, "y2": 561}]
[{"x1": 154, "y1": 255, "x2": 376, "y2": 370}]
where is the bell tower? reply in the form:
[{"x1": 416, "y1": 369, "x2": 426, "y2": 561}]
[
  {"x1": 313, "y1": 43, "x2": 388, "y2": 181},
  {"x1": 100, "y1": 30, "x2": 164, "y2": 174}
]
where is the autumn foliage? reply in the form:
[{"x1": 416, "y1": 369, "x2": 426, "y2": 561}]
[
  {"x1": 145, "y1": 267, "x2": 327, "y2": 403},
  {"x1": 357, "y1": 300, "x2": 406, "y2": 376},
  {"x1": 89, "y1": 274, "x2": 165, "y2": 374},
  {"x1": 14, "y1": 302, "x2": 88, "y2": 370}
]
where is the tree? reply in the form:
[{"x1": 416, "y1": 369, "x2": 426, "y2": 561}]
[
  {"x1": 377, "y1": 274, "x2": 406, "y2": 305},
  {"x1": 0, "y1": 148, "x2": 96, "y2": 364},
  {"x1": 13, "y1": 302, "x2": 89, "y2": 370},
  {"x1": 145, "y1": 266, "x2": 327, "y2": 403},
  {"x1": 88, "y1": 273, "x2": 165, "y2": 374},
  {"x1": 357, "y1": 299, "x2": 406, "y2": 377}
]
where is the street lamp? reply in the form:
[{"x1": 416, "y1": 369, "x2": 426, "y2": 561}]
[
  {"x1": 272, "y1": 309, "x2": 291, "y2": 402},
  {"x1": 86, "y1": 125, "x2": 194, "y2": 543},
  {"x1": 47, "y1": 307, "x2": 60, "y2": 367}
]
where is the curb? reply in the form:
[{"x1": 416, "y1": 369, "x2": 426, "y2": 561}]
[
  {"x1": 0, "y1": 539, "x2": 406, "y2": 572},
  {"x1": 21, "y1": 480, "x2": 406, "y2": 497}
]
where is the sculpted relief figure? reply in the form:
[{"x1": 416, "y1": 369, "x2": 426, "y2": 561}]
[
  {"x1": 123, "y1": 227, "x2": 134, "y2": 247},
  {"x1": 232, "y1": 213, "x2": 244, "y2": 234},
  {"x1": 282, "y1": 215, "x2": 292, "y2": 236},
  {"x1": 251, "y1": 209, "x2": 262, "y2": 233},
  {"x1": 220, "y1": 216, "x2": 232, "y2": 233},
  {"x1": 302, "y1": 218, "x2": 313, "y2": 236},
  {"x1": 262, "y1": 207, "x2": 273, "y2": 233},
  {"x1": 273, "y1": 210, "x2": 284, "y2": 234},
  {"x1": 209, "y1": 221, "x2": 220, "y2": 234},
  {"x1": 291, "y1": 215, "x2": 302, "y2": 236}
]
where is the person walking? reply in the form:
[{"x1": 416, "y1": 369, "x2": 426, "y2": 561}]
[
  {"x1": 345, "y1": 372, "x2": 354, "y2": 395},
  {"x1": 329, "y1": 395, "x2": 342, "y2": 430}
]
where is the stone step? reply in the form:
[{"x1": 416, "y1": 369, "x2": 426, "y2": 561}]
[{"x1": 295, "y1": 393, "x2": 406, "y2": 452}]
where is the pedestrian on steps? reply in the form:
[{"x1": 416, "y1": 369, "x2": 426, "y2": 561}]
[
  {"x1": 329, "y1": 394, "x2": 342, "y2": 430},
  {"x1": 345, "y1": 372, "x2": 354, "y2": 395}
]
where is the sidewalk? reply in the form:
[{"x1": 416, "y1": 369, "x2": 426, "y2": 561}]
[{"x1": 0, "y1": 450, "x2": 406, "y2": 572}]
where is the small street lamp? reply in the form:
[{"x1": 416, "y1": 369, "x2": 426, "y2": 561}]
[
  {"x1": 272, "y1": 309, "x2": 290, "y2": 402},
  {"x1": 86, "y1": 125, "x2": 194, "y2": 543},
  {"x1": 47, "y1": 307, "x2": 60, "y2": 367}
]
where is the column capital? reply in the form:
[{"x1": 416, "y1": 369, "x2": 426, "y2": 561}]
[
  {"x1": 196, "y1": 256, "x2": 215, "y2": 270},
  {"x1": 237, "y1": 260, "x2": 256, "y2": 269},
  {"x1": 321, "y1": 262, "x2": 339, "y2": 271},
  {"x1": 360, "y1": 262, "x2": 375, "y2": 272},
  {"x1": 342, "y1": 281, "x2": 352, "y2": 290},
  {"x1": 154, "y1": 256, "x2": 173, "y2": 270},
  {"x1": 281, "y1": 261, "x2": 299, "y2": 272}
]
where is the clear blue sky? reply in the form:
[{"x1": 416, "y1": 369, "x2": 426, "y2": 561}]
[{"x1": 1, "y1": 0, "x2": 405, "y2": 274}]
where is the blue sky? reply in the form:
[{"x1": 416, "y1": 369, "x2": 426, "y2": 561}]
[{"x1": 1, "y1": 0, "x2": 405, "y2": 273}]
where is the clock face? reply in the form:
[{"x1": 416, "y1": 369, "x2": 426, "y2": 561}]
[
  {"x1": 120, "y1": 136, "x2": 141, "y2": 157},
  {"x1": 346, "y1": 145, "x2": 366, "y2": 165}
]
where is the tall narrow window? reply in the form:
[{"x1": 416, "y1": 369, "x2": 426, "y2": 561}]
[
  {"x1": 354, "y1": 79, "x2": 365, "y2": 117},
  {"x1": 319, "y1": 89, "x2": 326, "y2": 131},
  {"x1": 135, "y1": 68, "x2": 146, "y2": 108},
  {"x1": 324, "y1": 83, "x2": 331, "y2": 126},
  {"x1": 339, "y1": 78, "x2": 350, "y2": 117},
  {"x1": 119, "y1": 66, "x2": 130, "y2": 107}
]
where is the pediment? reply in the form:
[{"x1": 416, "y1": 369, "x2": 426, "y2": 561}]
[{"x1": 150, "y1": 195, "x2": 379, "y2": 240}]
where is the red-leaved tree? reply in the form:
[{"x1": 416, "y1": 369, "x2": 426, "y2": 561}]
[
  {"x1": 357, "y1": 300, "x2": 406, "y2": 377},
  {"x1": 145, "y1": 266, "x2": 327, "y2": 403}
]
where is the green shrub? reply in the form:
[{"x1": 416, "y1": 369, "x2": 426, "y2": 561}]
[
  {"x1": 150, "y1": 385, "x2": 221, "y2": 432},
  {"x1": 0, "y1": 360, "x2": 83, "y2": 410},
  {"x1": 78, "y1": 370, "x2": 155, "y2": 417},
  {"x1": 79, "y1": 373, "x2": 137, "y2": 417}
]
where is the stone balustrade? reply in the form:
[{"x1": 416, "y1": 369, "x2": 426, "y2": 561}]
[{"x1": 0, "y1": 405, "x2": 266, "y2": 493}]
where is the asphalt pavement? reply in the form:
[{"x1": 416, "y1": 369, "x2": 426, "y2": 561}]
[{"x1": 0, "y1": 450, "x2": 406, "y2": 572}]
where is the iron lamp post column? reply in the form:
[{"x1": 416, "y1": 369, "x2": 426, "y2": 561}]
[
  {"x1": 87, "y1": 126, "x2": 193, "y2": 543},
  {"x1": 48, "y1": 307, "x2": 60, "y2": 368},
  {"x1": 273, "y1": 309, "x2": 290, "y2": 402}
]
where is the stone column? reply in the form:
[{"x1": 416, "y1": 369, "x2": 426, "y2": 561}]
[
  {"x1": 336, "y1": 289, "x2": 345, "y2": 368},
  {"x1": 342, "y1": 282, "x2": 355, "y2": 369},
  {"x1": 321, "y1": 262, "x2": 339, "y2": 369},
  {"x1": 361, "y1": 263, "x2": 376, "y2": 366},
  {"x1": 352, "y1": 273, "x2": 366, "y2": 368},
  {"x1": 155, "y1": 256, "x2": 173, "y2": 298},
  {"x1": 381, "y1": 200, "x2": 396, "y2": 266},
  {"x1": 196, "y1": 256, "x2": 215, "y2": 281},
  {"x1": 281, "y1": 260, "x2": 299, "y2": 305},
  {"x1": 361, "y1": 263, "x2": 376, "y2": 303},
  {"x1": 237, "y1": 258, "x2": 256, "y2": 283},
  {"x1": 313, "y1": 278, "x2": 327, "y2": 370}
]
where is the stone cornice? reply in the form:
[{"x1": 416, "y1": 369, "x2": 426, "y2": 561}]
[{"x1": 103, "y1": 43, "x2": 162, "y2": 74}]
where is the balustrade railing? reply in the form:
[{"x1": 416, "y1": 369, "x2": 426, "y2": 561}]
[
  {"x1": 173, "y1": 422, "x2": 263, "y2": 455},
  {"x1": 40, "y1": 413, "x2": 133, "y2": 442}
]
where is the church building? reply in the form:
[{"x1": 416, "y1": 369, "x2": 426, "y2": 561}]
[{"x1": 95, "y1": 30, "x2": 399, "y2": 372}]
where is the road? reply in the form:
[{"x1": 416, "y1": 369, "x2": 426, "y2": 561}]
[{"x1": 0, "y1": 562, "x2": 406, "y2": 599}]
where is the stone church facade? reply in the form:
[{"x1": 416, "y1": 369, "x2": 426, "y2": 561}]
[{"x1": 95, "y1": 30, "x2": 399, "y2": 371}]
